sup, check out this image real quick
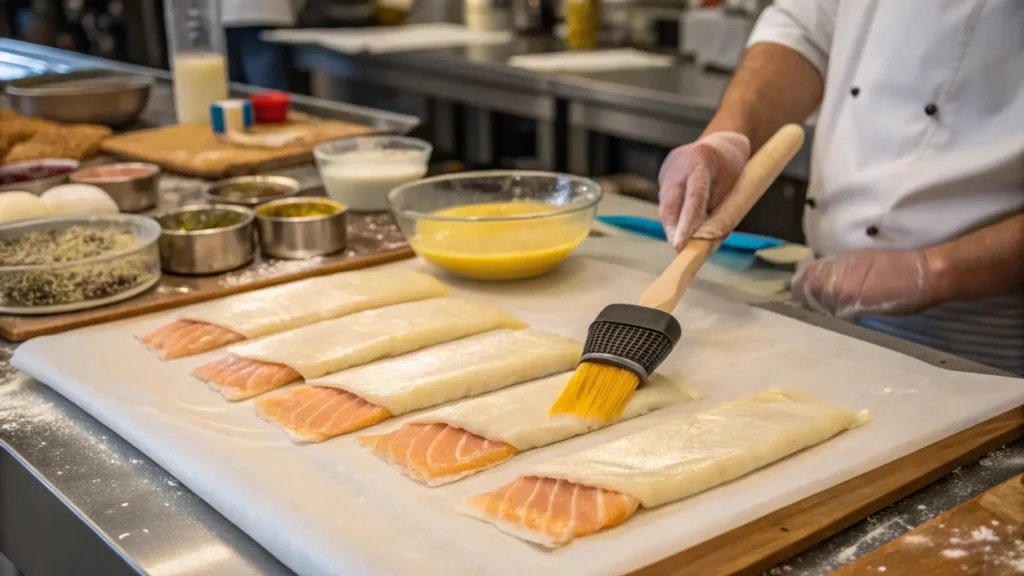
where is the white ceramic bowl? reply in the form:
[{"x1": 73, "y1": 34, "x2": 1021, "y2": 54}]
[{"x1": 313, "y1": 136, "x2": 431, "y2": 212}]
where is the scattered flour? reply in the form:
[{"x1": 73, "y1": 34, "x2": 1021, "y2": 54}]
[
  {"x1": 941, "y1": 549, "x2": 968, "y2": 559},
  {"x1": 917, "y1": 505, "x2": 927, "y2": 510},
  {"x1": 992, "y1": 520, "x2": 1000, "y2": 526},
  {"x1": 902, "y1": 534, "x2": 932, "y2": 547},
  {"x1": 836, "y1": 518, "x2": 908, "y2": 564},
  {"x1": 969, "y1": 527, "x2": 1000, "y2": 543},
  {"x1": 877, "y1": 567, "x2": 886, "y2": 572},
  {"x1": 950, "y1": 537, "x2": 964, "y2": 544},
  {"x1": 1009, "y1": 558, "x2": 1024, "y2": 572},
  {"x1": 118, "y1": 533, "x2": 130, "y2": 540},
  {"x1": 121, "y1": 502, "x2": 129, "y2": 507}
]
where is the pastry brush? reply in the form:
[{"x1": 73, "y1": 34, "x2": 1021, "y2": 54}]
[{"x1": 550, "y1": 124, "x2": 807, "y2": 421}]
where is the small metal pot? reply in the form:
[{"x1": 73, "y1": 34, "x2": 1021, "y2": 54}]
[
  {"x1": 205, "y1": 175, "x2": 300, "y2": 206},
  {"x1": 155, "y1": 205, "x2": 256, "y2": 275},
  {"x1": 255, "y1": 198, "x2": 347, "y2": 260},
  {"x1": 70, "y1": 162, "x2": 161, "y2": 212}
]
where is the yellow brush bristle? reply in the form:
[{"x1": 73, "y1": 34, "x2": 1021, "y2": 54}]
[{"x1": 549, "y1": 362, "x2": 640, "y2": 422}]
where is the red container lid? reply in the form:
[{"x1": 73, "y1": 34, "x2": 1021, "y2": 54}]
[{"x1": 249, "y1": 91, "x2": 291, "y2": 124}]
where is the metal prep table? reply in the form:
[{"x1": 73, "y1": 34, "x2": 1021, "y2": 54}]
[
  {"x1": 289, "y1": 37, "x2": 566, "y2": 171},
  {"x1": 279, "y1": 38, "x2": 814, "y2": 242},
  {"x1": 1, "y1": 42, "x2": 1022, "y2": 576}
]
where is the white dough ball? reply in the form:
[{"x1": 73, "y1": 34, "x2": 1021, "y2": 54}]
[
  {"x1": 40, "y1": 184, "x2": 119, "y2": 216},
  {"x1": 0, "y1": 191, "x2": 49, "y2": 224}
]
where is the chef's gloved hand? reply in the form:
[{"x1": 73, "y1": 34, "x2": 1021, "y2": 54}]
[
  {"x1": 658, "y1": 132, "x2": 751, "y2": 250},
  {"x1": 791, "y1": 249, "x2": 945, "y2": 320}
]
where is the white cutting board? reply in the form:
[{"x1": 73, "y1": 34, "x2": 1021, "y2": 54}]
[
  {"x1": 508, "y1": 49, "x2": 675, "y2": 73},
  {"x1": 12, "y1": 253, "x2": 1024, "y2": 576}
]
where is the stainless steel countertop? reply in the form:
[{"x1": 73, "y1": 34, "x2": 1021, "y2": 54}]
[
  {"x1": 1, "y1": 42, "x2": 1021, "y2": 576},
  {"x1": 281, "y1": 35, "x2": 813, "y2": 178},
  {"x1": 287, "y1": 35, "x2": 734, "y2": 123}
]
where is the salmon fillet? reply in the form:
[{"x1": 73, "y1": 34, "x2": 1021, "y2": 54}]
[
  {"x1": 140, "y1": 320, "x2": 245, "y2": 360},
  {"x1": 358, "y1": 423, "x2": 519, "y2": 486},
  {"x1": 193, "y1": 355, "x2": 301, "y2": 401},
  {"x1": 462, "y1": 476, "x2": 640, "y2": 547},
  {"x1": 255, "y1": 386, "x2": 391, "y2": 442}
]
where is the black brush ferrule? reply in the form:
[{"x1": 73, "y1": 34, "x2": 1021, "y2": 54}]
[{"x1": 579, "y1": 304, "x2": 682, "y2": 382}]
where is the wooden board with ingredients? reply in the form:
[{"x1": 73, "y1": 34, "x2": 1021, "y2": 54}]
[
  {"x1": 100, "y1": 112, "x2": 377, "y2": 179},
  {"x1": 0, "y1": 212, "x2": 413, "y2": 341}
]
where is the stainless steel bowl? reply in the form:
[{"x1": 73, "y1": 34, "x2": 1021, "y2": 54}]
[
  {"x1": 70, "y1": 163, "x2": 161, "y2": 212},
  {"x1": 0, "y1": 159, "x2": 80, "y2": 194},
  {"x1": 255, "y1": 198, "x2": 347, "y2": 260},
  {"x1": 5, "y1": 69, "x2": 153, "y2": 126},
  {"x1": 205, "y1": 175, "x2": 300, "y2": 206},
  {"x1": 155, "y1": 205, "x2": 255, "y2": 275}
]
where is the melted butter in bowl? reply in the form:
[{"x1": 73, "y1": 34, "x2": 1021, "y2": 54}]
[{"x1": 410, "y1": 200, "x2": 593, "y2": 281}]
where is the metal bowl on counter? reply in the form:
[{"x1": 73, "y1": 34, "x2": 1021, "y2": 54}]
[
  {"x1": 255, "y1": 198, "x2": 347, "y2": 260},
  {"x1": 0, "y1": 159, "x2": 80, "y2": 194},
  {"x1": 70, "y1": 163, "x2": 161, "y2": 212},
  {"x1": 0, "y1": 214, "x2": 162, "y2": 315},
  {"x1": 388, "y1": 170, "x2": 602, "y2": 280},
  {"x1": 5, "y1": 69, "x2": 153, "y2": 126},
  {"x1": 155, "y1": 205, "x2": 256, "y2": 275},
  {"x1": 205, "y1": 175, "x2": 300, "y2": 206}
]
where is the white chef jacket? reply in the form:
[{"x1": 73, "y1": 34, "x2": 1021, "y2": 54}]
[
  {"x1": 221, "y1": 0, "x2": 303, "y2": 27},
  {"x1": 748, "y1": 0, "x2": 1024, "y2": 375}
]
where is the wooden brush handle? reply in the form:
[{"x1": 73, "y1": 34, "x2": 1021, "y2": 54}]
[{"x1": 638, "y1": 124, "x2": 807, "y2": 312}]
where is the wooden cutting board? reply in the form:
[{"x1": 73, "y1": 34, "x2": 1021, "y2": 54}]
[
  {"x1": 100, "y1": 116, "x2": 375, "y2": 179},
  {"x1": 832, "y1": 473, "x2": 1024, "y2": 575},
  {"x1": 0, "y1": 215, "x2": 413, "y2": 341}
]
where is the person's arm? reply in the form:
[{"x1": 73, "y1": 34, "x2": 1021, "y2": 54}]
[
  {"x1": 658, "y1": 0, "x2": 838, "y2": 248},
  {"x1": 703, "y1": 42, "x2": 825, "y2": 152},
  {"x1": 792, "y1": 212, "x2": 1024, "y2": 319},
  {"x1": 926, "y1": 212, "x2": 1024, "y2": 303}
]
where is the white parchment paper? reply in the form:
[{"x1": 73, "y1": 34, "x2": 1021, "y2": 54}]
[{"x1": 13, "y1": 254, "x2": 1024, "y2": 576}]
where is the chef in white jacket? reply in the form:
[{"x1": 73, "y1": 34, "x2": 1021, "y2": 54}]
[
  {"x1": 658, "y1": 1, "x2": 1024, "y2": 375},
  {"x1": 221, "y1": 0, "x2": 305, "y2": 89}
]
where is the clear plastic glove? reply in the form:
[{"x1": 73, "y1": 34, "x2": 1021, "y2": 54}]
[
  {"x1": 791, "y1": 249, "x2": 945, "y2": 320},
  {"x1": 658, "y1": 131, "x2": 751, "y2": 250}
]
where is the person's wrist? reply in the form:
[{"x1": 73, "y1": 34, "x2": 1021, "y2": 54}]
[
  {"x1": 920, "y1": 247, "x2": 957, "y2": 306},
  {"x1": 702, "y1": 111, "x2": 752, "y2": 141}
]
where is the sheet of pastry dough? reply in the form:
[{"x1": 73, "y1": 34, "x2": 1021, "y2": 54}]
[
  {"x1": 408, "y1": 372, "x2": 698, "y2": 451},
  {"x1": 307, "y1": 330, "x2": 582, "y2": 415},
  {"x1": 227, "y1": 297, "x2": 526, "y2": 379},
  {"x1": 530, "y1": 388, "x2": 868, "y2": 507},
  {"x1": 147, "y1": 269, "x2": 448, "y2": 339}
]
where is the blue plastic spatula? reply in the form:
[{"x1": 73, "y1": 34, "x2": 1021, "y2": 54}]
[{"x1": 595, "y1": 215, "x2": 785, "y2": 252}]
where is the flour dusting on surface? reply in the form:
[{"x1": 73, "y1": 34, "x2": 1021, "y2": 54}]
[
  {"x1": 941, "y1": 549, "x2": 968, "y2": 559},
  {"x1": 902, "y1": 534, "x2": 932, "y2": 547}
]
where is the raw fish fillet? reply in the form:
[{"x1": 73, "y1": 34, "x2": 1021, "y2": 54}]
[
  {"x1": 195, "y1": 297, "x2": 525, "y2": 401},
  {"x1": 255, "y1": 330, "x2": 582, "y2": 442},
  {"x1": 192, "y1": 356, "x2": 301, "y2": 401},
  {"x1": 140, "y1": 320, "x2": 244, "y2": 360},
  {"x1": 461, "y1": 477, "x2": 640, "y2": 547},
  {"x1": 256, "y1": 386, "x2": 392, "y2": 442},
  {"x1": 357, "y1": 373, "x2": 689, "y2": 485},
  {"x1": 358, "y1": 423, "x2": 520, "y2": 485},
  {"x1": 137, "y1": 269, "x2": 448, "y2": 359},
  {"x1": 461, "y1": 389, "x2": 866, "y2": 547}
]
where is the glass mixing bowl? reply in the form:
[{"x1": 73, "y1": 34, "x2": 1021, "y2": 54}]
[{"x1": 388, "y1": 170, "x2": 602, "y2": 280}]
